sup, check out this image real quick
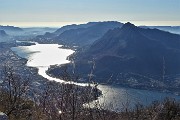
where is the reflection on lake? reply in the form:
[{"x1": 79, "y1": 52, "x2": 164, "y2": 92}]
[
  {"x1": 12, "y1": 43, "x2": 74, "y2": 83},
  {"x1": 11, "y1": 43, "x2": 180, "y2": 111},
  {"x1": 90, "y1": 85, "x2": 180, "y2": 111}
]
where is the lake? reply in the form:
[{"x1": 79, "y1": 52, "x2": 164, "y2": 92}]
[{"x1": 11, "y1": 43, "x2": 180, "y2": 111}]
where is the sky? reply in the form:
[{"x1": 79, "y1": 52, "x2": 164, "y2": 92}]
[{"x1": 0, "y1": 0, "x2": 180, "y2": 27}]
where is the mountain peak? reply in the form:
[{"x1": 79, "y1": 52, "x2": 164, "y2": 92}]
[
  {"x1": 122, "y1": 22, "x2": 136, "y2": 29},
  {"x1": 119, "y1": 22, "x2": 138, "y2": 35}
]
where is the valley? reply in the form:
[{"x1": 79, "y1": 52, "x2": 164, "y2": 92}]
[{"x1": 0, "y1": 21, "x2": 180, "y2": 119}]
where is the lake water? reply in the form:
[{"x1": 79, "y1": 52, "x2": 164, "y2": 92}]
[{"x1": 11, "y1": 43, "x2": 180, "y2": 111}]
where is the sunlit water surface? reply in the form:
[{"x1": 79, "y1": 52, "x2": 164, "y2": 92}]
[{"x1": 11, "y1": 43, "x2": 180, "y2": 111}]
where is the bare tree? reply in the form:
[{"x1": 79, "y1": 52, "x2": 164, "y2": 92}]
[{"x1": 0, "y1": 65, "x2": 32, "y2": 119}]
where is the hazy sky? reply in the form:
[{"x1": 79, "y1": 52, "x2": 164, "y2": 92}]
[{"x1": 0, "y1": 0, "x2": 179, "y2": 27}]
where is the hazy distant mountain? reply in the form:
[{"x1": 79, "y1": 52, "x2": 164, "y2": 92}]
[
  {"x1": 55, "y1": 21, "x2": 123, "y2": 46},
  {"x1": 35, "y1": 21, "x2": 123, "y2": 46},
  {"x1": 22, "y1": 27, "x2": 58, "y2": 36},
  {"x1": 0, "y1": 30, "x2": 8, "y2": 37},
  {"x1": 34, "y1": 22, "x2": 102, "y2": 44},
  {"x1": 140, "y1": 26, "x2": 180, "y2": 35},
  {"x1": 0, "y1": 25, "x2": 23, "y2": 32},
  {"x1": 48, "y1": 22, "x2": 180, "y2": 92},
  {"x1": 36, "y1": 32, "x2": 55, "y2": 38},
  {"x1": 54, "y1": 22, "x2": 98, "y2": 35}
]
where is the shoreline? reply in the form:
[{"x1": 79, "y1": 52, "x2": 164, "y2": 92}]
[
  {"x1": 47, "y1": 63, "x2": 180, "y2": 96},
  {"x1": 8, "y1": 42, "x2": 102, "y2": 104},
  {"x1": 8, "y1": 41, "x2": 180, "y2": 112},
  {"x1": 0, "y1": 42, "x2": 101, "y2": 108}
]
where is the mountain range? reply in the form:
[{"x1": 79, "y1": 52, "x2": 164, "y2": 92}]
[
  {"x1": 35, "y1": 21, "x2": 123, "y2": 46},
  {"x1": 0, "y1": 25, "x2": 23, "y2": 32},
  {"x1": 48, "y1": 22, "x2": 180, "y2": 93},
  {"x1": 140, "y1": 26, "x2": 180, "y2": 35}
]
